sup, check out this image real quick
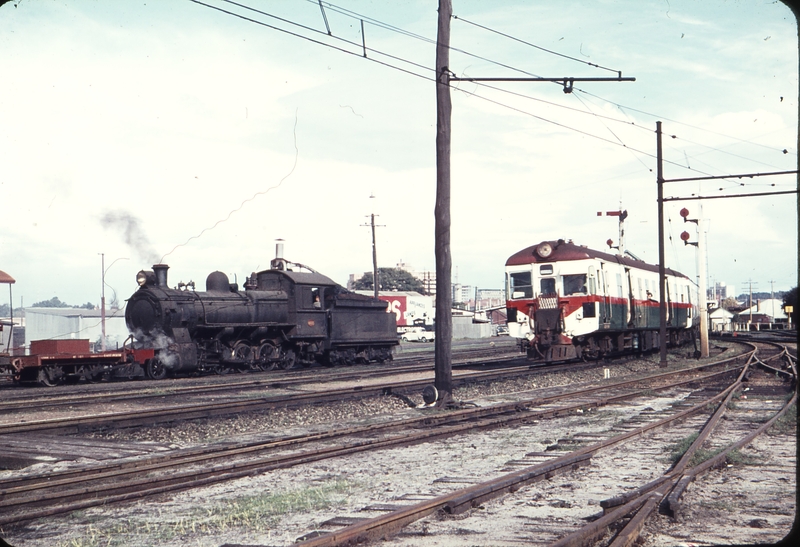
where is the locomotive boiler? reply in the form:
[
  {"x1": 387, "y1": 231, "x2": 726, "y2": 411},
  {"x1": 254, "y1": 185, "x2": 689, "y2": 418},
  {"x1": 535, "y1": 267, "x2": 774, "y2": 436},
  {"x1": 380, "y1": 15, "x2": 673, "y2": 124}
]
[
  {"x1": 505, "y1": 239, "x2": 698, "y2": 362},
  {"x1": 126, "y1": 256, "x2": 397, "y2": 379}
]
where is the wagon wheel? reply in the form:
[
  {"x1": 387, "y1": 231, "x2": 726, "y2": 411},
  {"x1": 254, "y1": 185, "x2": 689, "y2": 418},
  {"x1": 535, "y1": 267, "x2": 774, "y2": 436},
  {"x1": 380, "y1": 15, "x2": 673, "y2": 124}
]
[
  {"x1": 38, "y1": 366, "x2": 63, "y2": 387},
  {"x1": 279, "y1": 348, "x2": 297, "y2": 370},
  {"x1": 256, "y1": 341, "x2": 279, "y2": 372},
  {"x1": 84, "y1": 364, "x2": 108, "y2": 383},
  {"x1": 147, "y1": 359, "x2": 168, "y2": 380}
]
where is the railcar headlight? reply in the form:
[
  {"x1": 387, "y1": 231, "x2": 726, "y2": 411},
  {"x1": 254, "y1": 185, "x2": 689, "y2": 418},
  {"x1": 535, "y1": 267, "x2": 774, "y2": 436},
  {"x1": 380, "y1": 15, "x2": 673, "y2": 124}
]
[{"x1": 536, "y1": 242, "x2": 553, "y2": 258}]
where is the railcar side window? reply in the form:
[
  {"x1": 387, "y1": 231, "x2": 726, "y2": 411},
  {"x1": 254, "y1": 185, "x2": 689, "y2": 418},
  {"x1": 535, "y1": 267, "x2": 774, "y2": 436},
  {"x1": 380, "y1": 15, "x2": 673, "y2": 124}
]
[
  {"x1": 563, "y1": 274, "x2": 587, "y2": 295},
  {"x1": 540, "y1": 277, "x2": 556, "y2": 295},
  {"x1": 509, "y1": 271, "x2": 533, "y2": 299}
]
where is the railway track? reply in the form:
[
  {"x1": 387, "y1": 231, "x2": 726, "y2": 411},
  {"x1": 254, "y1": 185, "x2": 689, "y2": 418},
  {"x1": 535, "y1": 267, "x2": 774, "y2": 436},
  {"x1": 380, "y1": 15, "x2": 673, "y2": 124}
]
[
  {"x1": 281, "y1": 340, "x2": 795, "y2": 547},
  {"x1": 0, "y1": 340, "x2": 519, "y2": 412},
  {"x1": 0, "y1": 343, "x2": 760, "y2": 528}
]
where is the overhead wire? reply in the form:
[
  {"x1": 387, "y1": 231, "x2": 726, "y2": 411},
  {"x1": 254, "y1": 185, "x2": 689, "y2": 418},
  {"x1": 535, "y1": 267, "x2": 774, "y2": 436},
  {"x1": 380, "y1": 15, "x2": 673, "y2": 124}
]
[
  {"x1": 189, "y1": 0, "x2": 436, "y2": 82},
  {"x1": 194, "y1": 0, "x2": 791, "y2": 189}
]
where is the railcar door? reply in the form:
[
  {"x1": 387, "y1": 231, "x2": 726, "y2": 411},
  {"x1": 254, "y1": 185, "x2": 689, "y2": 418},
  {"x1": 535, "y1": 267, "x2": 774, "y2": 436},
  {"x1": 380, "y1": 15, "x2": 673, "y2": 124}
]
[
  {"x1": 599, "y1": 263, "x2": 611, "y2": 329},
  {"x1": 625, "y1": 268, "x2": 637, "y2": 327}
]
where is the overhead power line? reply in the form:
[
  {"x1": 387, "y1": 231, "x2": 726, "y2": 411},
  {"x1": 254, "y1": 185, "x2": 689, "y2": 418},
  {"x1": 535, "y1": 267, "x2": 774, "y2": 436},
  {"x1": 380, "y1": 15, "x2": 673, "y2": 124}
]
[{"x1": 189, "y1": 0, "x2": 792, "y2": 182}]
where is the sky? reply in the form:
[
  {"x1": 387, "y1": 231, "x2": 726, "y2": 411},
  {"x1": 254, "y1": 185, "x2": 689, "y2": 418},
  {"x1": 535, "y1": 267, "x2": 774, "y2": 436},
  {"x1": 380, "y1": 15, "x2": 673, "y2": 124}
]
[{"x1": 0, "y1": 0, "x2": 797, "y2": 311}]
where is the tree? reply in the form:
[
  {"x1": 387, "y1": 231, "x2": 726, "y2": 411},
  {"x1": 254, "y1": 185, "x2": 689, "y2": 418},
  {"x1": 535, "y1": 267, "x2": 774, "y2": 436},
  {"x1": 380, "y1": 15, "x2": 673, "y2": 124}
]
[
  {"x1": 782, "y1": 287, "x2": 797, "y2": 324},
  {"x1": 32, "y1": 297, "x2": 70, "y2": 308},
  {"x1": 353, "y1": 268, "x2": 426, "y2": 294},
  {"x1": 30, "y1": 297, "x2": 96, "y2": 309},
  {"x1": 721, "y1": 296, "x2": 738, "y2": 310}
]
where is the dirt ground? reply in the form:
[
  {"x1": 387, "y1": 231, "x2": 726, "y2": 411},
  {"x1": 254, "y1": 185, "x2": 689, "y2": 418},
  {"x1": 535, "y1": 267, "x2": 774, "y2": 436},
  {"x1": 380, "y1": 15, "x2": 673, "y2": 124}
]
[{"x1": 1, "y1": 351, "x2": 795, "y2": 547}]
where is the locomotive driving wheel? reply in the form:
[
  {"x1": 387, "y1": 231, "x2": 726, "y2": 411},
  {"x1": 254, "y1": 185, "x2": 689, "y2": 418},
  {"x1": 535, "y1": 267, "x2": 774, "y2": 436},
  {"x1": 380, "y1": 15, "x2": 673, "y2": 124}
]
[
  {"x1": 232, "y1": 341, "x2": 254, "y2": 371},
  {"x1": 279, "y1": 348, "x2": 297, "y2": 370},
  {"x1": 256, "y1": 341, "x2": 279, "y2": 371}
]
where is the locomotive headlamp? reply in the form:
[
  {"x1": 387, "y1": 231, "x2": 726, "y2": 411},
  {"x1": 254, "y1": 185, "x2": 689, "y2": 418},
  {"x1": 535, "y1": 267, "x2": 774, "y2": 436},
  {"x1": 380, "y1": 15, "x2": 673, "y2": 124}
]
[
  {"x1": 536, "y1": 242, "x2": 553, "y2": 258},
  {"x1": 136, "y1": 270, "x2": 155, "y2": 287}
]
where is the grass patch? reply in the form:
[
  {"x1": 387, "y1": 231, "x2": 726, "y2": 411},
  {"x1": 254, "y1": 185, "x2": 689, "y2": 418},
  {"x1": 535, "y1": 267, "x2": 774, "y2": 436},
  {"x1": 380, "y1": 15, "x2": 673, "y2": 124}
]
[
  {"x1": 56, "y1": 478, "x2": 358, "y2": 547},
  {"x1": 725, "y1": 448, "x2": 760, "y2": 466},
  {"x1": 666, "y1": 434, "x2": 762, "y2": 468},
  {"x1": 768, "y1": 402, "x2": 796, "y2": 436}
]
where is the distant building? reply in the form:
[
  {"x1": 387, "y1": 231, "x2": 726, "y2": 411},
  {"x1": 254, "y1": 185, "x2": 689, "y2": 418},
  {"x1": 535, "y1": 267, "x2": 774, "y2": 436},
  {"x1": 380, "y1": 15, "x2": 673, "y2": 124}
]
[
  {"x1": 24, "y1": 307, "x2": 129, "y2": 353},
  {"x1": 709, "y1": 281, "x2": 735, "y2": 307},
  {"x1": 1, "y1": 318, "x2": 25, "y2": 355},
  {"x1": 732, "y1": 298, "x2": 790, "y2": 331},
  {"x1": 708, "y1": 307, "x2": 734, "y2": 333}
]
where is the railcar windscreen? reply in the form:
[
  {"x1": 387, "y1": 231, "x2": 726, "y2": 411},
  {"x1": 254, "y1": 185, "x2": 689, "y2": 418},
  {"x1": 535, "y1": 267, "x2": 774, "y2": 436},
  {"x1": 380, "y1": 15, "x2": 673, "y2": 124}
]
[
  {"x1": 508, "y1": 271, "x2": 533, "y2": 299},
  {"x1": 563, "y1": 274, "x2": 588, "y2": 295}
]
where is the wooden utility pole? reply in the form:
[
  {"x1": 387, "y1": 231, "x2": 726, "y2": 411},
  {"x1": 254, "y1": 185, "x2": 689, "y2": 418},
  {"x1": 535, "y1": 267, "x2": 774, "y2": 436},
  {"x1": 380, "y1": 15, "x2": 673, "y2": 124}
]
[
  {"x1": 434, "y1": 0, "x2": 453, "y2": 404},
  {"x1": 656, "y1": 122, "x2": 668, "y2": 367}
]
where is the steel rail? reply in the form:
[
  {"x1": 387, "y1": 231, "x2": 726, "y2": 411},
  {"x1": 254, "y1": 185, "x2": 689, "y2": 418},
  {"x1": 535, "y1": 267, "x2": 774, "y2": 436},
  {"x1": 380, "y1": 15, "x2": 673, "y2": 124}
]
[
  {"x1": 0, "y1": 359, "x2": 743, "y2": 496},
  {"x1": 555, "y1": 359, "x2": 797, "y2": 547},
  {"x1": 0, "y1": 355, "x2": 747, "y2": 526},
  {"x1": 0, "y1": 344, "x2": 519, "y2": 409},
  {"x1": 0, "y1": 342, "x2": 752, "y2": 436},
  {"x1": 291, "y1": 376, "x2": 744, "y2": 547}
]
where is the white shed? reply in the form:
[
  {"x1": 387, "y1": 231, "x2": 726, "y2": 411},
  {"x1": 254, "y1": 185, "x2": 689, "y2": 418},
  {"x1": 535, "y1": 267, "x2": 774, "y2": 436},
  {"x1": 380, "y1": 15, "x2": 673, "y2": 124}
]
[{"x1": 24, "y1": 307, "x2": 129, "y2": 352}]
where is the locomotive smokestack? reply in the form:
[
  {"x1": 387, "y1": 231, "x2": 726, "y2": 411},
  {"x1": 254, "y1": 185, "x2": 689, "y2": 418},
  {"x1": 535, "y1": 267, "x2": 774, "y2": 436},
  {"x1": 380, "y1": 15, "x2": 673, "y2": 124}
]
[
  {"x1": 153, "y1": 264, "x2": 169, "y2": 287},
  {"x1": 271, "y1": 239, "x2": 287, "y2": 270}
]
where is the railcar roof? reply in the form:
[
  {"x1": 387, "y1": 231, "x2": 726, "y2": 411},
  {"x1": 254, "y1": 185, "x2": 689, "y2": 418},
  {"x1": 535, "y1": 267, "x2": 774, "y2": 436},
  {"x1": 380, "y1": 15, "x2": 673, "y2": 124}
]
[{"x1": 506, "y1": 240, "x2": 688, "y2": 279}]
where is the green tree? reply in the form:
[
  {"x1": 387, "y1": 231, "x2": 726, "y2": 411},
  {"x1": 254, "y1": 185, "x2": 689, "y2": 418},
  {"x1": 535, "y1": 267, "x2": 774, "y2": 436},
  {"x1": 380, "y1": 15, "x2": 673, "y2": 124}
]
[
  {"x1": 782, "y1": 287, "x2": 797, "y2": 324},
  {"x1": 32, "y1": 297, "x2": 70, "y2": 308},
  {"x1": 353, "y1": 268, "x2": 426, "y2": 294}
]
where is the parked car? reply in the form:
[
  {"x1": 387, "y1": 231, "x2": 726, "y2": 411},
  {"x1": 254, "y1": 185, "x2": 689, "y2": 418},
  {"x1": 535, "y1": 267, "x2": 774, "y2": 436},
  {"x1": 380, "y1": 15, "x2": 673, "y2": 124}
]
[{"x1": 401, "y1": 327, "x2": 435, "y2": 343}]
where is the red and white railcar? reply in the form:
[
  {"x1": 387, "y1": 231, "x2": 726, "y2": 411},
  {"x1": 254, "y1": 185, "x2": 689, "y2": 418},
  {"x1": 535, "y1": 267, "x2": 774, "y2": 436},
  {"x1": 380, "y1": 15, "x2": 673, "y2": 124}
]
[{"x1": 505, "y1": 239, "x2": 698, "y2": 361}]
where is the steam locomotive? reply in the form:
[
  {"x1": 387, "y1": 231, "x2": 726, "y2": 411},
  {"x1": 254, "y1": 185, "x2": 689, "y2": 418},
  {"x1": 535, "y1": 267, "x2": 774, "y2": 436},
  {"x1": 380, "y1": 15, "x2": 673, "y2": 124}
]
[
  {"x1": 125, "y1": 254, "x2": 397, "y2": 379},
  {"x1": 505, "y1": 239, "x2": 698, "y2": 362}
]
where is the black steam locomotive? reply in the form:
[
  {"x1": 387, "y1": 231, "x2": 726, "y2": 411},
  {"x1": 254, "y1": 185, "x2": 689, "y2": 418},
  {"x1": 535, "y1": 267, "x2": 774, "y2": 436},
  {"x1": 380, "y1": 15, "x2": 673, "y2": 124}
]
[{"x1": 125, "y1": 255, "x2": 397, "y2": 379}]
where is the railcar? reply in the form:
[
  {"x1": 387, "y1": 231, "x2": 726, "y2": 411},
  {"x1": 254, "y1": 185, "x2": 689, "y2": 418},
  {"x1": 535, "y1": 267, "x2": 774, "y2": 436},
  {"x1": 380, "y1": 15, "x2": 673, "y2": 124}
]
[
  {"x1": 125, "y1": 256, "x2": 397, "y2": 379},
  {"x1": 505, "y1": 239, "x2": 698, "y2": 362}
]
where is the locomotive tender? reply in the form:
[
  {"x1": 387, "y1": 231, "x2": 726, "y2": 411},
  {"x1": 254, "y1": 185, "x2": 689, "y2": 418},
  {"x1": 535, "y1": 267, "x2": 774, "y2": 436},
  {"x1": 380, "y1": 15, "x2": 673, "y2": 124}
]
[
  {"x1": 125, "y1": 256, "x2": 397, "y2": 379},
  {"x1": 505, "y1": 239, "x2": 698, "y2": 362}
]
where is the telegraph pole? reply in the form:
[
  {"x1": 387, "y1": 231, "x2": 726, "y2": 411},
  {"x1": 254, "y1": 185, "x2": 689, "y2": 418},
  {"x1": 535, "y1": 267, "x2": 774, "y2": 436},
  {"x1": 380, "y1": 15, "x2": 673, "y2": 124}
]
[
  {"x1": 100, "y1": 253, "x2": 106, "y2": 352},
  {"x1": 434, "y1": 0, "x2": 453, "y2": 404},
  {"x1": 361, "y1": 195, "x2": 384, "y2": 300},
  {"x1": 434, "y1": 2, "x2": 635, "y2": 402},
  {"x1": 656, "y1": 122, "x2": 668, "y2": 366}
]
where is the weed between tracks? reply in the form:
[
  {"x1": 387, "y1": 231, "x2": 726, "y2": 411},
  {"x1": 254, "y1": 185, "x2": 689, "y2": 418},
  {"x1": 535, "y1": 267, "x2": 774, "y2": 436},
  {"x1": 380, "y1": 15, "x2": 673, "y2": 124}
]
[
  {"x1": 56, "y1": 478, "x2": 358, "y2": 547},
  {"x1": 767, "y1": 401, "x2": 796, "y2": 436},
  {"x1": 665, "y1": 433, "x2": 761, "y2": 468}
]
